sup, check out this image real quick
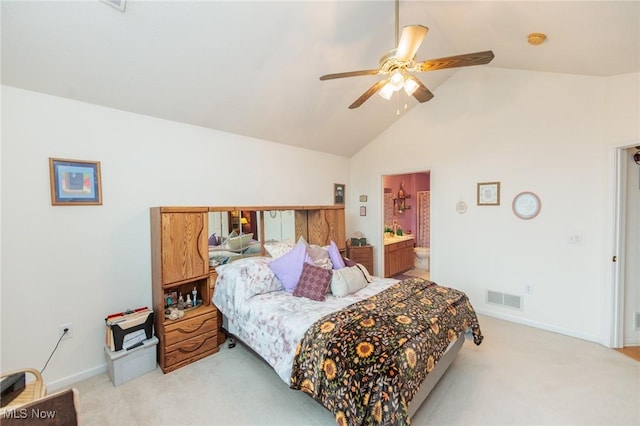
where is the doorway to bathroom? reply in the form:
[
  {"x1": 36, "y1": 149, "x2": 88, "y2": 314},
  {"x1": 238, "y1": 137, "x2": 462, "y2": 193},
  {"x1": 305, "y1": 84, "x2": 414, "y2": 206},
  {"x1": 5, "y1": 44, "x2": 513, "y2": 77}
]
[{"x1": 382, "y1": 171, "x2": 430, "y2": 280}]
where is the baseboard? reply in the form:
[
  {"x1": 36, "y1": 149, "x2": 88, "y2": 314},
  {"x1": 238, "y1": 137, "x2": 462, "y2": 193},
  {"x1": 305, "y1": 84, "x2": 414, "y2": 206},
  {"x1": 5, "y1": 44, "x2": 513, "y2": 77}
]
[
  {"x1": 46, "y1": 363, "x2": 107, "y2": 393},
  {"x1": 476, "y1": 308, "x2": 600, "y2": 344}
]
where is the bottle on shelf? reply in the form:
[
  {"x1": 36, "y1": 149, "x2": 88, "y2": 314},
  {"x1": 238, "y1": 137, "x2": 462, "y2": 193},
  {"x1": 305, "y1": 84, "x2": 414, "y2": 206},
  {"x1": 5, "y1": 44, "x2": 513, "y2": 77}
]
[{"x1": 177, "y1": 293, "x2": 185, "y2": 310}]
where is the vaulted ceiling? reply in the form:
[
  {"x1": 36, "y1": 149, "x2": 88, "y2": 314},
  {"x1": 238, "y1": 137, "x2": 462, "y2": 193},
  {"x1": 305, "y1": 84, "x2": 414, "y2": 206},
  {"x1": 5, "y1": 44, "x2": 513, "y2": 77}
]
[{"x1": 2, "y1": 1, "x2": 638, "y2": 157}]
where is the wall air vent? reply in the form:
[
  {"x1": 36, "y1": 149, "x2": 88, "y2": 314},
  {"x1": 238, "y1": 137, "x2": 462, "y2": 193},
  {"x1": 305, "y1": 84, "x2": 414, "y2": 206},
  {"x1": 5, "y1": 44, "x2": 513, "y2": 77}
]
[{"x1": 487, "y1": 290, "x2": 522, "y2": 310}]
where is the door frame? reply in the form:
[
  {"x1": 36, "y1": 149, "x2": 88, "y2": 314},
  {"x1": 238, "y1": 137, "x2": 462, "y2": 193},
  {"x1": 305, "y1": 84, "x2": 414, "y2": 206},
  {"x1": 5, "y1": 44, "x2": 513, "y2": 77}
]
[
  {"x1": 609, "y1": 141, "x2": 638, "y2": 348},
  {"x1": 610, "y1": 146, "x2": 627, "y2": 348},
  {"x1": 380, "y1": 169, "x2": 431, "y2": 278}
]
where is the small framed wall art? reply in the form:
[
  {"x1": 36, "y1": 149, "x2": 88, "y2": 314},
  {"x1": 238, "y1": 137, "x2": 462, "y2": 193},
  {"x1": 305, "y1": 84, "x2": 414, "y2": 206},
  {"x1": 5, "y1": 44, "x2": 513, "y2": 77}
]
[
  {"x1": 49, "y1": 158, "x2": 102, "y2": 206},
  {"x1": 477, "y1": 181, "x2": 500, "y2": 206},
  {"x1": 334, "y1": 183, "x2": 345, "y2": 205},
  {"x1": 360, "y1": 206, "x2": 367, "y2": 216}
]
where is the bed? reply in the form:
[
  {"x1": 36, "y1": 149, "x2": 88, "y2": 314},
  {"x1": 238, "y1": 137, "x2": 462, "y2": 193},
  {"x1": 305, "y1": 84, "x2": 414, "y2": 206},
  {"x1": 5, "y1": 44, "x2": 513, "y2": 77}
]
[{"x1": 212, "y1": 241, "x2": 483, "y2": 425}]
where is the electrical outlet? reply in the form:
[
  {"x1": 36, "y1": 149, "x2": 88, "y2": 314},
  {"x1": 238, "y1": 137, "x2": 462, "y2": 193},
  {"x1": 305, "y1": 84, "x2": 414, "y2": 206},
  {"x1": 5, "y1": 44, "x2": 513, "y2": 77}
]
[
  {"x1": 59, "y1": 323, "x2": 73, "y2": 340},
  {"x1": 524, "y1": 284, "x2": 534, "y2": 294}
]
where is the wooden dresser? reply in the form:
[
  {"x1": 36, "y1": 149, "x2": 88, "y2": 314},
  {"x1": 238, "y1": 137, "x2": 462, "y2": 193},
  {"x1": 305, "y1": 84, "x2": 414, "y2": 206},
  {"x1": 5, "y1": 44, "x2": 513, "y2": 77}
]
[{"x1": 347, "y1": 244, "x2": 374, "y2": 275}]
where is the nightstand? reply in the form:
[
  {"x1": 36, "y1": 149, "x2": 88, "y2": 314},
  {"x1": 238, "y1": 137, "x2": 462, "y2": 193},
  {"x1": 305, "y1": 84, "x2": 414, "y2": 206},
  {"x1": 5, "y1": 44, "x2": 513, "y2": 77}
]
[{"x1": 347, "y1": 244, "x2": 374, "y2": 275}]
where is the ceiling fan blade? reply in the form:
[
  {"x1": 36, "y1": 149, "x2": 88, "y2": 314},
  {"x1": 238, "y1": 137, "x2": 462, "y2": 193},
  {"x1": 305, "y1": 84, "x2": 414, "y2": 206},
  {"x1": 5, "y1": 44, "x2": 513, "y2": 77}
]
[
  {"x1": 406, "y1": 75, "x2": 434, "y2": 103},
  {"x1": 395, "y1": 25, "x2": 429, "y2": 62},
  {"x1": 320, "y1": 69, "x2": 380, "y2": 81},
  {"x1": 349, "y1": 80, "x2": 389, "y2": 109},
  {"x1": 415, "y1": 50, "x2": 495, "y2": 72}
]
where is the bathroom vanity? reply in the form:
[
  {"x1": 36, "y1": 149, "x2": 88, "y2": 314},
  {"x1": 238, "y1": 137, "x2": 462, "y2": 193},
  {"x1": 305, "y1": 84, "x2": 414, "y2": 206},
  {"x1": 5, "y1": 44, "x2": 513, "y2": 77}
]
[{"x1": 383, "y1": 235, "x2": 415, "y2": 278}]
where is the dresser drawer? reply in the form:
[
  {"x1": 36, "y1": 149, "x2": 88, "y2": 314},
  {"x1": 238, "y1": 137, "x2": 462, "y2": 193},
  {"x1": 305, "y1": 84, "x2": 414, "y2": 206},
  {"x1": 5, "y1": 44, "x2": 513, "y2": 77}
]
[
  {"x1": 348, "y1": 245, "x2": 374, "y2": 275},
  {"x1": 164, "y1": 330, "x2": 218, "y2": 368},
  {"x1": 350, "y1": 254, "x2": 370, "y2": 263},
  {"x1": 164, "y1": 311, "x2": 217, "y2": 347}
]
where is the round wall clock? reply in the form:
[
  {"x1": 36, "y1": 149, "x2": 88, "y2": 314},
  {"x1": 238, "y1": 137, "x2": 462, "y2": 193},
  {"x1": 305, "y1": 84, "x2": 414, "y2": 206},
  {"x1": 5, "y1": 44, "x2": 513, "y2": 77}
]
[
  {"x1": 512, "y1": 191, "x2": 541, "y2": 220},
  {"x1": 456, "y1": 200, "x2": 468, "y2": 214}
]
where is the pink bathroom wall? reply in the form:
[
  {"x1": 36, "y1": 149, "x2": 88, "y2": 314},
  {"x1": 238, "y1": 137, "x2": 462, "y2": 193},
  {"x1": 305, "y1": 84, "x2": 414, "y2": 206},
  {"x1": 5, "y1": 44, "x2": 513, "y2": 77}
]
[{"x1": 383, "y1": 172, "x2": 430, "y2": 236}]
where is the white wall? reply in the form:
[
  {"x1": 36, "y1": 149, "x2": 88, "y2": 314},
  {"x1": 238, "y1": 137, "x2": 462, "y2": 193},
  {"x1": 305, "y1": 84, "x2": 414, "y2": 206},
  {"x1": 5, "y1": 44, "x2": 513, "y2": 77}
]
[
  {"x1": 348, "y1": 68, "x2": 640, "y2": 345},
  {"x1": 0, "y1": 86, "x2": 348, "y2": 388}
]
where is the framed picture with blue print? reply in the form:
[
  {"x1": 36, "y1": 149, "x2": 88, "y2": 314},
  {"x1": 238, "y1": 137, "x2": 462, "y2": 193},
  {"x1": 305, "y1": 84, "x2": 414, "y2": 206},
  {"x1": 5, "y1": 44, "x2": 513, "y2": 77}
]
[{"x1": 49, "y1": 158, "x2": 102, "y2": 205}]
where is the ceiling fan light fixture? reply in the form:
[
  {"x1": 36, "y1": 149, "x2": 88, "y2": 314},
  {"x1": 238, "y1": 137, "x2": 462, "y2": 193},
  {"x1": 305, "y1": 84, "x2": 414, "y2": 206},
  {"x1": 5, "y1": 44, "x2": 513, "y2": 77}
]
[
  {"x1": 403, "y1": 78, "x2": 419, "y2": 96},
  {"x1": 389, "y1": 70, "x2": 405, "y2": 91},
  {"x1": 379, "y1": 83, "x2": 395, "y2": 100}
]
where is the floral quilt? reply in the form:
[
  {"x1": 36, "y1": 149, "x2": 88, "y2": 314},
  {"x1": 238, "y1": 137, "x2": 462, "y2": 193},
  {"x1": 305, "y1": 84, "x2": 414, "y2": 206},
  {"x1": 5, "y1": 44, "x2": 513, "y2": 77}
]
[
  {"x1": 290, "y1": 277, "x2": 483, "y2": 426},
  {"x1": 212, "y1": 256, "x2": 400, "y2": 383}
]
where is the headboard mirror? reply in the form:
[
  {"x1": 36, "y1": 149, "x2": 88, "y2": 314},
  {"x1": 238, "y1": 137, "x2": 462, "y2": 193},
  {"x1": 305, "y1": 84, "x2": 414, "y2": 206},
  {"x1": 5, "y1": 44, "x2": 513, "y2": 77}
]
[
  {"x1": 263, "y1": 210, "x2": 296, "y2": 242},
  {"x1": 207, "y1": 206, "x2": 346, "y2": 264},
  {"x1": 207, "y1": 208, "x2": 298, "y2": 264}
]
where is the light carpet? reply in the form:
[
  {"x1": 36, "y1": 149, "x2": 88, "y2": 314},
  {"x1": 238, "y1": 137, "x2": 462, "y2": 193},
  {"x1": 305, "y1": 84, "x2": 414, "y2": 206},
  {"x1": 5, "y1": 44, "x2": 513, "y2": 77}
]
[{"x1": 75, "y1": 315, "x2": 639, "y2": 425}]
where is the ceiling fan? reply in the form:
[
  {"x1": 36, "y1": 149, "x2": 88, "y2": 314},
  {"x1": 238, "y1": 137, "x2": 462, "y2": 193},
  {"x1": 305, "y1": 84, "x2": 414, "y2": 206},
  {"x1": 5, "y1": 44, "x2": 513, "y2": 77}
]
[{"x1": 320, "y1": 0, "x2": 495, "y2": 109}]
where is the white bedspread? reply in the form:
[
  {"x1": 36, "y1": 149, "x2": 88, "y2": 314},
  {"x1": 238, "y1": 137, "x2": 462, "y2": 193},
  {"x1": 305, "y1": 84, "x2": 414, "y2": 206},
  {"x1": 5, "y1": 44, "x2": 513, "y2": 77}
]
[{"x1": 212, "y1": 257, "x2": 398, "y2": 383}]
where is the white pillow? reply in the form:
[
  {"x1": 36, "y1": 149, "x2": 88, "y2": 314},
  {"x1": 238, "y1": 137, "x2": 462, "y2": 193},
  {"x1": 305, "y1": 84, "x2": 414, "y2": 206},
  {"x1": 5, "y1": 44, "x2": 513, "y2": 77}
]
[
  {"x1": 226, "y1": 233, "x2": 253, "y2": 251},
  {"x1": 264, "y1": 238, "x2": 295, "y2": 258},
  {"x1": 307, "y1": 245, "x2": 333, "y2": 270},
  {"x1": 331, "y1": 265, "x2": 368, "y2": 297}
]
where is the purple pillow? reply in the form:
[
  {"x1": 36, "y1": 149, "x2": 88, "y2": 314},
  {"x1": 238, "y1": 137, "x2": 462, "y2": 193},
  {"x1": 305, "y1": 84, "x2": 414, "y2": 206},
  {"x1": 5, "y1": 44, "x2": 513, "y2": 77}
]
[
  {"x1": 208, "y1": 233, "x2": 219, "y2": 246},
  {"x1": 343, "y1": 256, "x2": 357, "y2": 267},
  {"x1": 269, "y1": 242, "x2": 313, "y2": 292},
  {"x1": 328, "y1": 241, "x2": 346, "y2": 269},
  {"x1": 293, "y1": 263, "x2": 333, "y2": 301}
]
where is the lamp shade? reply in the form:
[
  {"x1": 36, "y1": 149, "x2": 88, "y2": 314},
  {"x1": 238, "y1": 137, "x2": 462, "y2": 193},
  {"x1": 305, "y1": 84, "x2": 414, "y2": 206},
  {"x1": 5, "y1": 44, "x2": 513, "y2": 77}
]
[
  {"x1": 403, "y1": 78, "x2": 419, "y2": 96},
  {"x1": 379, "y1": 83, "x2": 394, "y2": 100}
]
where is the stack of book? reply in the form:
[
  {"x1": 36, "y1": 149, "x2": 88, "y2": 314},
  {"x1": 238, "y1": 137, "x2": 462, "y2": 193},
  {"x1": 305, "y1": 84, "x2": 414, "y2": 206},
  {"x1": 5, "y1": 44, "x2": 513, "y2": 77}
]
[{"x1": 105, "y1": 307, "x2": 154, "y2": 352}]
